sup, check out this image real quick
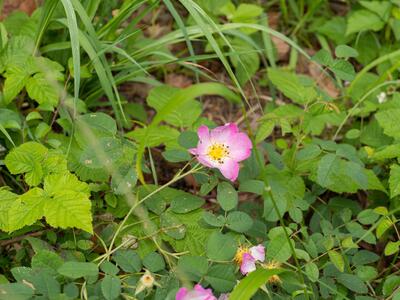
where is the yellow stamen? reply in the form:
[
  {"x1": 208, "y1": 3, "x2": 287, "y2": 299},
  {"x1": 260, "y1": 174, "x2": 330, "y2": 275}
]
[
  {"x1": 234, "y1": 245, "x2": 249, "y2": 265},
  {"x1": 262, "y1": 261, "x2": 281, "y2": 284},
  {"x1": 207, "y1": 144, "x2": 230, "y2": 163}
]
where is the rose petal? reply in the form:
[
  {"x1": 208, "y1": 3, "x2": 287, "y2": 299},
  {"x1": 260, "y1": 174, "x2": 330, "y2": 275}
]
[
  {"x1": 250, "y1": 245, "x2": 265, "y2": 262},
  {"x1": 210, "y1": 123, "x2": 238, "y2": 144},
  {"x1": 198, "y1": 125, "x2": 210, "y2": 142},
  {"x1": 218, "y1": 158, "x2": 240, "y2": 181},
  {"x1": 227, "y1": 132, "x2": 253, "y2": 161},
  {"x1": 176, "y1": 287, "x2": 188, "y2": 300},
  {"x1": 241, "y1": 253, "x2": 256, "y2": 275}
]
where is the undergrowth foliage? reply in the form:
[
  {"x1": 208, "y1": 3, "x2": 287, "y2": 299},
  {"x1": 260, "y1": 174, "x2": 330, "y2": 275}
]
[{"x1": 0, "y1": 0, "x2": 399, "y2": 299}]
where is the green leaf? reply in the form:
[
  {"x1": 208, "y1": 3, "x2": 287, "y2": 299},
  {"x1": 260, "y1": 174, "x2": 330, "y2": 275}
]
[
  {"x1": 0, "y1": 283, "x2": 34, "y2": 300},
  {"x1": 389, "y1": 164, "x2": 400, "y2": 198},
  {"x1": 143, "y1": 252, "x2": 165, "y2": 273},
  {"x1": 229, "y1": 269, "x2": 283, "y2": 300},
  {"x1": 359, "y1": 1, "x2": 392, "y2": 20},
  {"x1": 337, "y1": 274, "x2": 368, "y2": 293},
  {"x1": 335, "y1": 45, "x2": 359, "y2": 58},
  {"x1": 352, "y1": 250, "x2": 379, "y2": 266},
  {"x1": 101, "y1": 275, "x2": 121, "y2": 300},
  {"x1": 31, "y1": 250, "x2": 63, "y2": 274},
  {"x1": 384, "y1": 241, "x2": 400, "y2": 256},
  {"x1": 147, "y1": 85, "x2": 202, "y2": 127},
  {"x1": 217, "y1": 182, "x2": 238, "y2": 211},
  {"x1": 328, "y1": 250, "x2": 344, "y2": 272},
  {"x1": 170, "y1": 193, "x2": 204, "y2": 214},
  {"x1": 75, "y1": 113, "x2": 117, "y2": 147},
  {"x1": 57, "y1": 262, "x2": 98, "y2": 279},
  {"x1": 0, "y1": 109, "x2": 21, "y2": 130},
  {"x1": 376, "y1": 218, "x2": 392, "y2": 238},
  {"x1": 206, "y1": 232, "x2": 236, "y2": 261},
  {"x1": 305, "y1": 262, "x2": 319, "y2": 282},
  {"x1": 267, "y1": 231, "x2": 293, "y2": 263},
  {"x1": 330, "y1": 60, "x2": 356, "y2": 81},
  {"x1": 113, "y1": 250, "x2": 142, "y2": 273},
  {"x1": 202, "y1": 211, "x2": 225, "y2": 227},
  {"x1": 376, "y1": 109, "x2": 400, "y2": 139},
  {"x1": 226, "y1": 211, "x2": 253, "y2": 233},
  {"x1": 100, "y1": 261, "x2": 119, "y2": 276},
  {"x1": 268, "y1": 68, "x2": 316, "y2": 104},
  {"x1": 178, "y1": 131, "x2": 198, "y2": 149},
  {"x1": 4, "y1": 142, "x2": 48, "y2": 186},
  {"x1": 0, "y1": 189, "x2": 18, "y2": 231},
  {"x1": 26, "y1": 73, "x2": 59, "y2": 110},
  {"x1": 312, "y1": 49, "x2": 334, "y2": 66},
  {"x1": 162, "y1": 149, "x2": 191, "y2": 162},
  {"x1": 204, "y1": 264, "x2": 236, "y2": 293},
  {"x1": 357, "y1": 209, "x2": 379, "y2": 225},
  {"x1": 8, "y1": 188, "x2": 46, "y2": 232},
  {"x1": 3, "y1": 66, "x2": 29, "y2": 104},
  {"x1": 383, "y1": 275, "x2": 400, "y2": 296},
  {"x1": 316, "y1": 154, "x2": 368, "y2": 193},
  {"x1": 160, "y1": 211, "x2": 186, "y2": 240},
  {"x1": 346, "y1": 9, "x2": 385, "y2": 35},
  {"x1": 43, "y1": 173, "x2": 92, "y2": 233},
  {"x1": 177, "y1": 256, "x2": 208, "y2": 282},
  {"x1": 255, "y1": 119, "x2": 275, "y2": 143}
]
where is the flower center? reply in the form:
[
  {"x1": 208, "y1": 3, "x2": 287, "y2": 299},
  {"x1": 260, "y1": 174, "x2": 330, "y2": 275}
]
[
  {"x1": 234, "y1": 246, "x2": 249, "y2": 265},
  {"x1": 207, "y1": 144, "x2": 230, "y2": 163}
]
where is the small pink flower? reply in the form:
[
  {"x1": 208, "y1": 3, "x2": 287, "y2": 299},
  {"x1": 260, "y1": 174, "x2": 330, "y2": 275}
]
[
  {"x1": 189, "y1": 123, "x2": 252, "y2": 181},
  {"x1": 235, "y1": 244, "x2": 265, "y2": 275},
  {"x1": 176, "y1": 284, "x2": 217, "y2": 300}
]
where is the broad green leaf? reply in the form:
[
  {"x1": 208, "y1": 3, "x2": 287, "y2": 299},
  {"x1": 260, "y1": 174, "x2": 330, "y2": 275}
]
[
  {"x1": 112, "y1": 250, "x2": 142, "y2": 273},
  {"x1": 0, "y1": 109, "x2": 21, "y2": 130},
  {"x1": 268, "y1": 68, "x2": 316, "y2": 104},
  {"x1": 26, "y1": 73, "x2": 59, "y2": 110},
  {"x1": 127, "y1": 126, "x2": 180, "y2": 148},
  {"x1": 8, "y1": 188, "x2": 46, "y2": 232},
  {"x1": 226, "y1": 211, "x2": 253, "y2": 233},
  {"x1": 202, "y1": 211, "x2": 225, "y2": 227},
  {"x1": 330, "y1": 60, "x2": 356, "y2": 81},
  {"x1": 3, "y1": 66, "x2": 29, "y2": 104},
  {"x1": 204, "y1": 264, "x2": 236, "y2": 293},
  {"x1": 57, "y1": 262, "x2": 98, "y2": 279},
  {"x1": 170, "y1": 193, "x2": 204, "y2": 214},
  {"x1": 4, "y1": 142, "x2": 48, "y2": 186},
  {"x1": 0, "y1": 283, "x2": 34, "y2": 300},
  {"x1": 316, "y1": 154, "x2": 368, "y2": 193},
  {"x1": 143, "y1": 252, "x2": 165, "y2": 273},
  {"x1": 217, "y1": 182, "x2": 238, "y2": 211},
  {"x1": 229, "y1": 268, "x2": 283, "y2": 300},
  {"x1": 335, "y1": 45, "x2": 359, "y2": 58},
  {"x1": 75, "y1": 113, "x2": 117, "y2": 147},
  {"x1": 337, "y1": 274, "x2": 368, "y2": 293},
  {"x1": 384, "y1": 241, "x2": 400, "y2": 256},
  {"x1": 383, "y1": 275, "x2": 400, "y2": 296},
  {"x1": 376, "y1": 218, "x2": 392, "y2": 238},
  {"x1": 305, "y1": 262, "x2": 319, "y2": 282},
  {"x1": 267, "y1": 232, "x2": 293, "y2": 263},
  {"x1": 147, "y1": 85, "x2": 202, "y2": 127},
  {"x1": 160, "y1": 211, "x2": 186, "y2": 240},
  {"x1": 328, "y1": 250, "x2": 344, "y2": 272},
  {"x1": 376, "y1": 108, "x2": 400, "y2": 139},
  {"x1": 101, "y1": 275, "x2": 121, "y2": 300},
  {"x1": 389, "y1": 164, "x2": 400, "y2": 198},
  {"x1": 177, "y1": 256, "x2": 208, "y2": 282},
  {"x1": 0, "y1": 189, "x2": 18, "y2": 231},
  {"x1": 255, "y1": 120, "x2": 275, "y2": 143},
  {"x1": 359, "y1": 1, "x2": 392, "y2": 20},
  {"x1": 352, "y1": 250, "x2": 379, "y2": 266},
  {"x1": 206, "y1": 232, "x2": 236, "y2": 261},
  {"x1": 346, "y1": 9, "x2": 384, "y2": 35}
]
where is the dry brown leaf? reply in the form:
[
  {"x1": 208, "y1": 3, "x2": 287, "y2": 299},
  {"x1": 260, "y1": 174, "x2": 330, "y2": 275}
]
[{"x1": 308, "y1": 62, "x2": 340, "y2": 98}]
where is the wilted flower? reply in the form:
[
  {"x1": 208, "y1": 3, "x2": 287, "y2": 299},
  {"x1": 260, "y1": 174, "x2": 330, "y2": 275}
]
[
  {"x1": 135, "y1": 270, "x2": 158, "y2": 295},
  {"x1": 176, "y1": 284, "x2": 217, "y2": 300},
  {"x1": 262, "y1": 260, "x2": 282, "y2": 283},
  {"x1": 377, "y1": 92, "x2": 387, "y2": 104},
  {"x1": 189, "y1": 123, "x2": 252, "y2": 181},
  {"x1": 234, "y1": 244, "x2": 265, "y2": 275}
]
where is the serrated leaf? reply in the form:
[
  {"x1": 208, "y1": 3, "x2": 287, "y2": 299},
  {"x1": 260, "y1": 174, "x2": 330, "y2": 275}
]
[
  {"x1": 384, "y1": 241, "x2": 400, "y2": 256},
  {"x1": 26, "y1": 73, "x2": 59, "y2": 110},
  {"x1": 206, "y1": 232, "x2": 236, "y2": 261},
  {"x1": 4, "y1": 142, "x2": 48, "y2": 186},
  {"x1": 330, "y1": 60, "x2": 356, "y2": 81},
  {"x1": 389, "y1": 164, "x2": 400, "y2": 198},
  {"x1": 177, "y1": 256, "x2": 208, "y2": 282},
  {"x1": 376, "y1": 108, "x2": 400, "y2": 139},
  {"x1": 335, "y1": 45, "x2": 359, "y2": 58},
  {"x1": 3, "y1": 66, "x2": 29, "y2": 104},
  {"x1": 204, "y1": 264, "x2": 236, "y2": 293}
]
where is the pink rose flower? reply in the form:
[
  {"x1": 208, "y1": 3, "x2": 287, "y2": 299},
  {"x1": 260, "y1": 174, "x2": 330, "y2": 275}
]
[
  {"x1": 235, "y1": 244, "x2": 265, "y2": 275},
  {"x1": 189, "y1": 123, "x2": 252, "y2": 181},
  {"x1": 176, "y1": 284, "x2": 217, "y2": 300}
]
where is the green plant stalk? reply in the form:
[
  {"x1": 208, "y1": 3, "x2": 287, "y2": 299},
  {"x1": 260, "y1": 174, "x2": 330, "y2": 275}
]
[{"x1": 105, "y1": 163, "x2": 203, "y2": 261}]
